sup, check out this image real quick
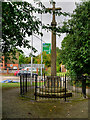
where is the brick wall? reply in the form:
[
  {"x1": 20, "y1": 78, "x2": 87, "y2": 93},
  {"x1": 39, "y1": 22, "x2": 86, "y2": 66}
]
[
  {"x1": 7, "y1": 63, "x2": 19, "y2": 69},
  {"x1": 0, "y1": 56, "x2": 5, "y2": 69}
]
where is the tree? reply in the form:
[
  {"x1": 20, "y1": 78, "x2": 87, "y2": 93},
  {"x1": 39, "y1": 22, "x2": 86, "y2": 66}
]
[
  {"x1": 56, "y1": 47, "x2": 62, "y2": 65},
  {"x1": 43, "y1": 52, "x2": 51, "y2": 67},
  {"x1": 2, "y1": 2, "x2": 42, "y2": 61},
  {"x1": 24, "y1": 57, "x2": 31, "y2": 64},
  {"x1": 33, "y1": 51, "x2": 51, "y2": 67},
  {"x1": 60, "y1": 1, "x2": 90, "y2": 75},
  {"x1": 56, "y1": 47, "x2": 62, "y2": 72},
  {"x1": 19, "y1": 54, "x2": 26, "y2": 64}
]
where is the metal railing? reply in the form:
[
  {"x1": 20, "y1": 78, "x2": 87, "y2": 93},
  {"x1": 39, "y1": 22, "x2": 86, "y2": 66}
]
[
  {"x1": 20, "y1": 73, "x2": 90, "y2": 101},
  {"x1": 34, "y1": 75, "x2": 70, "y2": 101},
  {"x1": 66, "y1": 75, "x2": 90, "y2": 98}
]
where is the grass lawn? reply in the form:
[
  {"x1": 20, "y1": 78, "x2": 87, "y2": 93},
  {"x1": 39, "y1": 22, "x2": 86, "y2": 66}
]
[
  {"x1": 0, "y1": 82, "x2": 20, "y2": 89},
  {"x1": 0, "y1": 81, "x2": 45, "y2": 89},
  {"x1": 57, "y1": 72, "x2": 66, "y2": 76},
  {"x1": 32, "y1": 81, "x2": 44, "y2": 86},
  {"x1": 45, "y1": 72, "x2": 66, "y2": 76}
]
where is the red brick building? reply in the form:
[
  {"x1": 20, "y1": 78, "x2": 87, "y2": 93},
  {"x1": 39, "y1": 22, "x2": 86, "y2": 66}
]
[
  {"x1": 0, "y1": 52, "x2": 19, "y2": 70},
  {"x1": 0, "y1": 56, "x2": 5, "y2": 69}
]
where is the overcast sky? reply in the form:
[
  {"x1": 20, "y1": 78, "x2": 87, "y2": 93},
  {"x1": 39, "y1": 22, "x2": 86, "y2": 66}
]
[{"x1": 19, "y1": 0, "x2": 81, "y2": 56}]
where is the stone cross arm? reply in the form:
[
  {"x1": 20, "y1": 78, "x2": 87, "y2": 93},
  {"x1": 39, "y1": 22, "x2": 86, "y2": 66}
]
[
  {"x1": 47, "y1": 7, "x2": 61, "y2": 11},
  {"x1": 46, "y1": 2, "x2": 61, "y2": 11},
  {"x1": 46, "y1": 2, "x2": 62, "y2": 24}
]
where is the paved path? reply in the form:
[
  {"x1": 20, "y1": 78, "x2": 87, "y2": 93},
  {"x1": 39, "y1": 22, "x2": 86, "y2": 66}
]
[{"x1": 2, "y1": 87, "x2": 89, "y2": 119}]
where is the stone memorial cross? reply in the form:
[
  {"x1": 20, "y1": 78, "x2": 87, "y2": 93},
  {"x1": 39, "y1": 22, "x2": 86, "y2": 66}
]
[{"x1": 47, "y1": 2, "x2": 61, "y2": 76}]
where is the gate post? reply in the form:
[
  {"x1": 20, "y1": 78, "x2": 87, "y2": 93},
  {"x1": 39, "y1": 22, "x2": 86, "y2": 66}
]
[
  {"x1": 35, "y1": 75, "x2": 38, "y2": 101},
  {"x1": 65, "y1": 74, "x2": 66, "y2": 101},
  {"x1": 20, "y1": 75, "x2": 22, "y2": 95},
  {"x1": 23, "y1": 74, "x2": 24, "y2": 95},
  {"x1": 26, "y1": 74, "x2": 27, "y2": 93},
  {"x1": 82, "y1": 75, "x2": 86, "y2": 98}
]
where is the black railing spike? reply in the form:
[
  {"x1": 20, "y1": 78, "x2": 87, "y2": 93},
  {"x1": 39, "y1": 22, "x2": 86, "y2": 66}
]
[
  {"x1": 20, "y1": 75, "x2": 22, "y2": 95},
  {"x1": 19, "y1": 73, "x2": 88, "y2": 101},
  {"x1": 35, "y1": 75, "x2": 37, "y2": 101},
  {"x1": 65, "y1": 74, "x2": 66, "y2": 102},
  {"x1": 23, "y1": 75, "x2": 24, "y2": 95},
  {"x1": 26, "y1": 74, "x2": 27, "y2": 93}
]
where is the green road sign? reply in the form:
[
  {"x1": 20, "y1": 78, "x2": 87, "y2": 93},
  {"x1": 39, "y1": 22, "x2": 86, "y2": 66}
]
[{"x1": 43, "y1": 43, "x2": 51, "y2": 54}]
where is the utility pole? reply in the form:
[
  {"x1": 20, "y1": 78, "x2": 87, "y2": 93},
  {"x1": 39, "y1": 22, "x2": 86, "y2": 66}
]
[{"x1": 47, "y1": 2, "x2": 61, "y2": 76}]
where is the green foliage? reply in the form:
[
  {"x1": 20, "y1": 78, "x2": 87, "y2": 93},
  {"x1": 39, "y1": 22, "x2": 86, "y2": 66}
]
[
  {"x1": 24, "y1": 57, "x2": 31, "y2": 64},
  {"x1": 43, "y1": 52, "x2": 51, "y2": 67},
  {"x1": 56, "y1": 47, "x2": 62, "y2": 65},
  {"x1": 60, "y1": 1, "x2": 90, "y2": 76},
  {"x1": 33, "y1": 51, "x2": 51, "y2": 67},
  {"x1": 19, "y1": 47, "x2": 62, "y2": 73},
  {"x1": 19, "y1": 54, "x2": 26, "y2": 64},
  {"x1": 44, "y1": 67, "x2": 51, "y2": 76},
  {"x1": 33, "y1": 47, "x2": 62, "y2": 70},
  {"x1": 2, "y1": 2, "x2": 42, "y2": 60},
  {"x1": 56, "y1": 47, "x2": 62, "y2": 72},
  {"x1": 19, "y1": 53, "x2": 32, "y2": 64}
]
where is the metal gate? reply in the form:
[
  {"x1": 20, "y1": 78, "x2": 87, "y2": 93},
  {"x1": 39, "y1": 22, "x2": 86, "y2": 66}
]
[{"x1": 20, "y1": 73, "x2": 38, "y2": 100}]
